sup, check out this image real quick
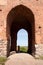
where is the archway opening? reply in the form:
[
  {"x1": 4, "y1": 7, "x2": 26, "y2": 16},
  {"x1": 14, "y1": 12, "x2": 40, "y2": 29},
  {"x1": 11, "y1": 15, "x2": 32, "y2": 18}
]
[
  {"x1": 17, "y1": 29, "x2": 28, "y2": 53},
  {"x1": 6, "y1": 5, "x2": 35, "y2": 56}
]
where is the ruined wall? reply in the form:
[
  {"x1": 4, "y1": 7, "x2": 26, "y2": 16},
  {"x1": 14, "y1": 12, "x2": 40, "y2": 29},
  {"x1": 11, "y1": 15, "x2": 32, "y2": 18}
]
[{"x1": 0, "y1": 0, "x2": 43, "y2": 56}]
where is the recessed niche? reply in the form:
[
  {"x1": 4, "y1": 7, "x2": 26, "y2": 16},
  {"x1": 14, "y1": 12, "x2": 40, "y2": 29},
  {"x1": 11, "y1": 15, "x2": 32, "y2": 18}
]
[
  {"x1": 0, "y1": 9, "x2": 2, "y2": 11},
  {"x1": 36, "y1": 0, "x2": 38, "y2": 1},
  {"x1": 39, "y1": 26, "x2": 41, "y2": 29}
]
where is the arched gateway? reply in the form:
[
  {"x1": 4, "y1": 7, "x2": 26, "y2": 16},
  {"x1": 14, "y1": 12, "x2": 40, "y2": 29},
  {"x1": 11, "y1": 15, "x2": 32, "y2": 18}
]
[{"x1": 6, "y1": 5, "x2": 35, "y2": 56}]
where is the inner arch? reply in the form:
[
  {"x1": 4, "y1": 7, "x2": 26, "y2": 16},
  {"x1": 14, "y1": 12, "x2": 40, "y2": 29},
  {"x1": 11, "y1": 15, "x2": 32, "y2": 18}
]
[{"x1": 17, "y1": 29, "x2": 28, "y2": 46}]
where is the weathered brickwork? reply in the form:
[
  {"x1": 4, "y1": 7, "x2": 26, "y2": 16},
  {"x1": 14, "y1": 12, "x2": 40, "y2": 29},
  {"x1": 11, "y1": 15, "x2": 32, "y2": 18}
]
[{"x1": 0, "y1": 0, "x2": 43, "y2": 56}]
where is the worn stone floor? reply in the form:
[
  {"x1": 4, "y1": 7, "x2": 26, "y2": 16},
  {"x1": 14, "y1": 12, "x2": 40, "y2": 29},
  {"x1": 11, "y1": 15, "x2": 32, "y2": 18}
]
[
  {"x1": 36, "y1": 60, "x2": 43, "y2": 65},
  {"x1": 5, "y1": 53, "x2": 43, "y2": 65}
]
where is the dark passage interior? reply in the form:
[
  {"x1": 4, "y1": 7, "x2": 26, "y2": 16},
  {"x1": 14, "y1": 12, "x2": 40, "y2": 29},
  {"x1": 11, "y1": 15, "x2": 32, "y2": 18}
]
[{"x1": 7, "y1": 5, "x2": 35, "y2": 56}]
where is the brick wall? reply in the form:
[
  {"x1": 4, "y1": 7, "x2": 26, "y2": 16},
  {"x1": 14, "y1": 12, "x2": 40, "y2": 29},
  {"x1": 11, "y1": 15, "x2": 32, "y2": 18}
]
[{"x1": 0, "y1": 0, "x2": 43, "y2": 56}]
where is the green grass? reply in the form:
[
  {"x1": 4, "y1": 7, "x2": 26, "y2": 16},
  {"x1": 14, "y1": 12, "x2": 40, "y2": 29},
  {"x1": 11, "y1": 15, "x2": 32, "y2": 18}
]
[
  {"x1": 35, "y1": 55, "x2": 43, "y2": 60},
  {"x1": 39, "y1": 55, "x2": 43, "y2": 60},
  {"x1": 0, "y1": 57, "x2": 7, "y2": 65},
  {"x1": 20, "y1": 46, "x2": 28, "y2": 53}
]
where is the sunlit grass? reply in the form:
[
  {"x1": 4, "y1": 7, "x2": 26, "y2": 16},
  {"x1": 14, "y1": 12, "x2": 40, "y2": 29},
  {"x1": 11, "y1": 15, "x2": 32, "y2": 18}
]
[
  {"x1": 0, "y1": 57, "x2": 7, "y2": 65},
  {"x1": 35, "y1": 55, "x2": 43, "y2": 60},
  {"x1": 39, "y1": 55, "x2": 43, "y2": 60},
  {"x1": 20, "y1": 46, "x2": 28, "y2": 53}
]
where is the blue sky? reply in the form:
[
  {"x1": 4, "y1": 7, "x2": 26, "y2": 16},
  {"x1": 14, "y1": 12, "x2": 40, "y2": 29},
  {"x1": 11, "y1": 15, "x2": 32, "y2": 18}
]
[{"x1": 17, "y1": 29, "x2": 28, "y2": 46}]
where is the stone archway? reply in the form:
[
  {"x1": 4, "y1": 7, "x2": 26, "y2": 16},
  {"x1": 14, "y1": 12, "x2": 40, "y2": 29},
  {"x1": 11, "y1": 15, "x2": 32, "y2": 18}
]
[{"x1": 6, "y1": 5, "x2": 35, "y2": 56}]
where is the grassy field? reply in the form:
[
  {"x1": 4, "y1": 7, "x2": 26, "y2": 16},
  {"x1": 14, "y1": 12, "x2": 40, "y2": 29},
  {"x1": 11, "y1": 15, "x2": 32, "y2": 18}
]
[
  {"x1": 0, "y1": 57, "x2": 7, "y2": 65},
  {"x1": 20, "y1": 46, "x2": 28, "y2": 53}
]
